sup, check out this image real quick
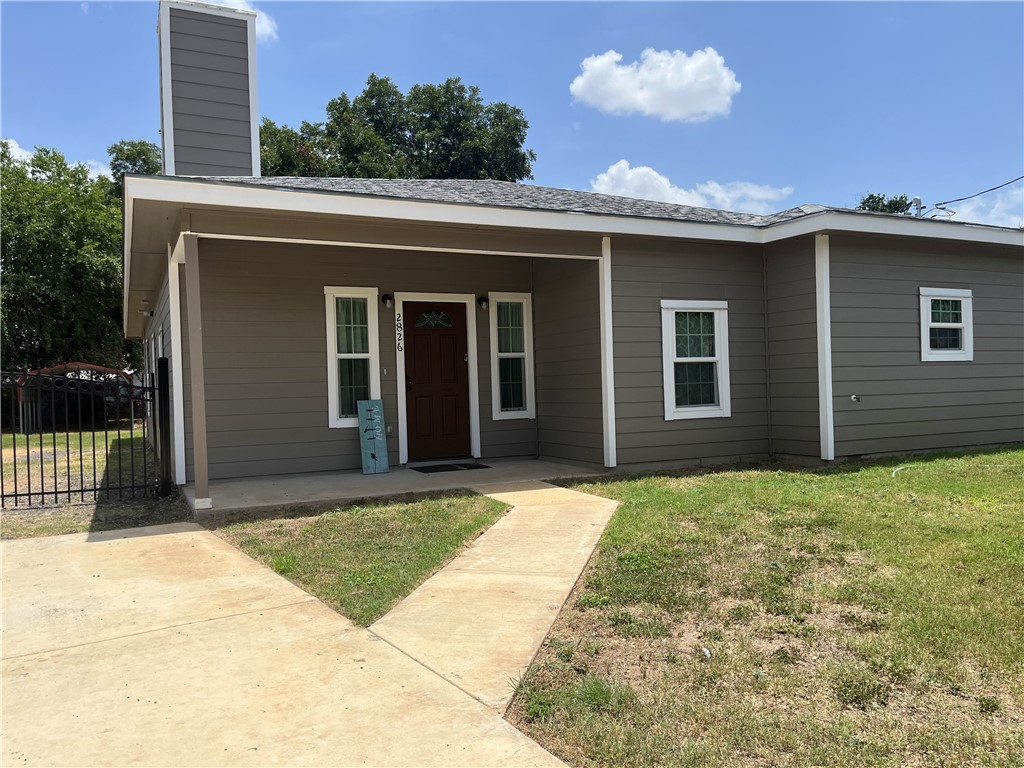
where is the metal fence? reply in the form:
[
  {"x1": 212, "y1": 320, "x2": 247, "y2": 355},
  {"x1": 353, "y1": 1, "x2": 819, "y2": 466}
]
[{"x1": 1, "y1": 359, "x2": 172, "y2": 507}]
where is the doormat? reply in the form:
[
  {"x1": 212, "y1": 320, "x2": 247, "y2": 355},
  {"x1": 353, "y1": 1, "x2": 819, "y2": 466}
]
[{"x1": 409, "y1": 462, "x2": 492, "y2": 474}]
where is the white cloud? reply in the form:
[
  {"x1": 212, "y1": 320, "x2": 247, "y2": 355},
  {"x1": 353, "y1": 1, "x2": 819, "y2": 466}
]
[
  {"x1": 941, "y1": 183, "x2": 1024, "y2": 229},
  {"x1": 2, "y1": 138, "x2": 33, "y2": 162},
  {"x1": 218, "y1": 0, "x2": 278, "y2": 43},
  {"x1": 570, "y1": 48, "x2": 741, "y2": 123},
  {"x1": 591, "y1": 160, "x2": 793, "y2": 215},
  {"x1": 85, "y1": 160, "x2": 111, "y2": 180}
]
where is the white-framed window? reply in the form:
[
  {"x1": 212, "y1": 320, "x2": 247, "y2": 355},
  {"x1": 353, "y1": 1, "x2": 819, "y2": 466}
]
[
  {"x1": 919, "y1": 287, "x2": 973, "y2": 362},
  {"x1": 661, "y1": 300, "x2": 732, "y2": 420},
  {"x1": 324, "y1": 286, "x2": 382, "y2": 428},
  {"x1": 488, "y1": 292, "x2": 535, "y2": 420}
]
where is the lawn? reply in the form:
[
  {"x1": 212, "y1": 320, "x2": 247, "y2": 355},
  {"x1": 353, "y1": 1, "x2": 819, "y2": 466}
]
[
  {"x1": 2, "y1": 424, "x2": 153, "y2": 505},
  {"x1": 508, "y1": 448, "x2": 1024, "y2": 768},
  {"x1": 214, "y1": 492, "x2": 507, "y2": 626}
]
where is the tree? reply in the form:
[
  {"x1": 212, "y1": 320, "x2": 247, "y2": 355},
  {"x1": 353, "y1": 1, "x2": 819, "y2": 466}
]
[
  {"x1": 0, "y1": 141, "x2": 141, "y2": 371},
  {"x1": 857, "y1": 193, "x2": 912, "y2": 215},
  {"x1": 107, "y1": 139, "x2": 162, "y2": 197},
  {"x1": 260, "y1": 75, "x2": 536, "y2": 181}
]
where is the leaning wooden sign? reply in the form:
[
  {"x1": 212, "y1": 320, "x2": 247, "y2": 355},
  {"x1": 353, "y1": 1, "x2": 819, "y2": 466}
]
[{"x1": 357, "y1": 400, "x2": 390, "y2": 475}]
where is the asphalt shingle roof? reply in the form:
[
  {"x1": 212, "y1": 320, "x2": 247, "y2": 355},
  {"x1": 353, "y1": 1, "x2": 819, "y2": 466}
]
[{"x1": 197, "y1": 176, "x2": 836, "y2": 227}]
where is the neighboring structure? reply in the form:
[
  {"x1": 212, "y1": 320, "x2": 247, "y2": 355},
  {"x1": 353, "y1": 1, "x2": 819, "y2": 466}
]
[{"x1": 127, "y1": 1, "x2": 1024, "y2": 509}]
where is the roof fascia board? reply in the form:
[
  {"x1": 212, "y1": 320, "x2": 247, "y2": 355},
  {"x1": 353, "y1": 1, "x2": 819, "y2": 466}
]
[
  {"x1": 124, "y1": 176, "x2": 1024, "y2": 249},
  {"x1": 123, "y1": 176, "x2": 763, "y2": 244},
  {"x1": 763, "y1": 211, "x2": 1023, "y2": 247}
]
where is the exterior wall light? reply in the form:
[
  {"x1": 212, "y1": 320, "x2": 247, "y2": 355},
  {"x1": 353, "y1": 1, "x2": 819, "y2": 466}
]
[
  {"x1": 381, "y1": 294, "x2": 393, "y2": 308},
  {"x1": 477, "y1": 296, "x2": 489, "y2": 311}
]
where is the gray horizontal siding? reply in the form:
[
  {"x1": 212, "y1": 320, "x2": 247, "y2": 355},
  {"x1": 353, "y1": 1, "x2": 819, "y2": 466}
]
[
  {"x1": 829, "y1": 234, "x2": 1024, "y2": 457},
  {"x1": 168, "y1": 8, "x2": 253, "y2": 176},
  {"x1": 534, "y1": 259, "x2": 603, "y2": 465},
  {"x1": 181, "y1": 239, "x2": 536, "y2": 481},
  {"x1": 611, "y1": 237, "x2": 770, "y2": 466},
  {"x1": 765, "y1": 237, "x2": 819, "y2": 457}
]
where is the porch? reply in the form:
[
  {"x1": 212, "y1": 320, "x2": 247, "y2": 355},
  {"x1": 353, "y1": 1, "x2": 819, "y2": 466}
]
[{"x1": 182, "y1": 457, "x2": 605, "y2": 515}]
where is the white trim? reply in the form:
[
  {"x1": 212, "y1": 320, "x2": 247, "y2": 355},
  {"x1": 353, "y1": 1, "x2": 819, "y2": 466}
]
[
  {"x1": 161, "y1": 0, "x2": 255, "y2": 22},
  {"x1": 168, "y1": 243, "x2": 186, "y2": 484},
  {"x1": 660, "y1": 299, "x2": 732, "y2": 421},
  {"x1": 599, "y1": 237, "x2": 617, "y2": 467},
  {"x1": 122, "y1": 194, "x2": 135, "y2": 331},
  {"x1": 323, "y1": 287, "x2": 382, "y2": 428},
  {"x1": 919, "y1": 287, "x2": 974, "y2": 362},
  {"x1": 123, "y1": 176, "x2": 1024, "y2": 248},
  {"x1": 394, "y1": 293, "x2": 481, "y2": 465},
  {"x1": 488, "y1": 292, "x2": 536, "y2": 420},
  {"x1": 158, "y1": 2, "x2": 175, "y2": 176},
  {"x1": 244, "y1": 12, "x2": 260, "y2": 176},
  {"x1": 184, "y1": 231, "x2": 598, "y2": 261},
  {"x1": 815, "y1": 234, "x2": 835, "y2": 461}
]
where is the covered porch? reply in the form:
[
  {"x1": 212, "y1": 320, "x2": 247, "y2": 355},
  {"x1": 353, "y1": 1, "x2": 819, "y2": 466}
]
[{"x1": 181, "y1": 457, "x2": 605, "y2": 516}]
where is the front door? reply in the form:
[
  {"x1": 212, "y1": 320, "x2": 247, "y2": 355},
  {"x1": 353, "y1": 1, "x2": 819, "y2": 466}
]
[{"x1": 405, "y1": 301, "x2": 471, "y2": 461}]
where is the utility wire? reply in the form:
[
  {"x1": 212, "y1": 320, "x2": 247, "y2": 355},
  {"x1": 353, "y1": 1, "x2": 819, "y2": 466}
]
[{"x1": 933, "y1": 175, "x2": 1024, "y2": 207}]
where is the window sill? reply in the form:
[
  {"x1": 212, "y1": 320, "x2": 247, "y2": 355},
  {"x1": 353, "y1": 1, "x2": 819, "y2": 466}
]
[
  {"x1": 492, "y1": 410, "x2": 536, "y2": 421},
  {"x1": 664, "y1": 406, "x2": 731, "y2": 421},
  {"x1": 328, "y1": 418, "x2": 359, "y2": 429},
  {"x1": 920, "y1": 351, "x2": 973, "y2": 362}
]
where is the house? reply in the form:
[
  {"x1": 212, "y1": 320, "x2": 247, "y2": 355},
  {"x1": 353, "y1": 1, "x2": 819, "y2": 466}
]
[{"x1": 125, "y1": 0, "x2": 1024, "y2": 510}]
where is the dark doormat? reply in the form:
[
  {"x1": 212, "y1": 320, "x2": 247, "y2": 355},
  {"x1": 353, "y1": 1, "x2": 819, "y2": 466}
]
[{"x1": 409, "y1": 462, "x2": 492, "y2": 474}]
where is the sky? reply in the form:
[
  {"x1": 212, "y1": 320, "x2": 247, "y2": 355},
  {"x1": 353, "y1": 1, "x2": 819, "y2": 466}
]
[{"x1": 2, "y1": 1, "x2": 1023, "y2": 226}]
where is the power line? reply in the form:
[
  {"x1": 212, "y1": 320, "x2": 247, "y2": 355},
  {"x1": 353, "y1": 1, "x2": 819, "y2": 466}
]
[{"x1": 933, "y1": 175, "x2": 1024, "y2": 207}]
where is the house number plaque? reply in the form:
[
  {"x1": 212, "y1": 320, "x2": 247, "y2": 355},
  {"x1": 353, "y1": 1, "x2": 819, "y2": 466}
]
[{"x1": 395, "y1": 312, "x2": 404, "y2": 352}]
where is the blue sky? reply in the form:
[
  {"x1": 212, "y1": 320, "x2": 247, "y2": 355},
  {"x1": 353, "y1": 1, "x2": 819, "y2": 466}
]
[{"x1": 3, "y1": 1, "x2": 1022, "y2": 225}]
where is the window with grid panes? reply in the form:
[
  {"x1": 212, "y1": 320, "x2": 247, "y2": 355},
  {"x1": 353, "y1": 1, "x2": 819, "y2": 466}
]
[{"x1": 660, "y1": 300, "x2": 732, "y2": 420}]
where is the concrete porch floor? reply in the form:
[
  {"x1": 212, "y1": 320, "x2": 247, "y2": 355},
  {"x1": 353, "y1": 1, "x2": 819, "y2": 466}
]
[{"x1": 182, "y1": 458, "x2": 605, "y2": 514}]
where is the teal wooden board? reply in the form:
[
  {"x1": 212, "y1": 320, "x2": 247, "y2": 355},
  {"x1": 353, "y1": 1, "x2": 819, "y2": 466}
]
[{"x1": 357, "y1": 400, "x2": 390, "y2": 475}]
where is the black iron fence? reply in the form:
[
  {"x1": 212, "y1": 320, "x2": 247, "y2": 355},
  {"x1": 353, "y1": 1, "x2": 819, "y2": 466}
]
[{"x1": 1, "y1": 359, "x2": 172, "y2": 507}]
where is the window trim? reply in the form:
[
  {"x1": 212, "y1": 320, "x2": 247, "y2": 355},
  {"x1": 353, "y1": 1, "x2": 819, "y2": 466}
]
[
  {"x1": 661, "y1": 299, "x2": 732, "y2": 421},
  {"x1": 488, "y1": 292, "x2": 536, "y2": 420},
  {"x1": 919, "y1": 287, "x2": 973, "y2": 362},
  {"x1": 324, "y1": 286, "x2": 381, "y2": 428}
]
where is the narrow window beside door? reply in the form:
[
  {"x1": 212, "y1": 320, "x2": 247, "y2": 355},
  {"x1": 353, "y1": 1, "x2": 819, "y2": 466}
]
[
  {"x1": 488, "y1": 293, "x2": 535, "y2": 420},
  {"x1": 324, "y1": 287, "x2": 382, "y2": 428}
]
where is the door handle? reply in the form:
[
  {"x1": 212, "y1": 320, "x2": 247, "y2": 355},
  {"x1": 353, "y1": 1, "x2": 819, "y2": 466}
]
[{"x1": 406, "y1": 376, "x2": 413, "y2": 392}]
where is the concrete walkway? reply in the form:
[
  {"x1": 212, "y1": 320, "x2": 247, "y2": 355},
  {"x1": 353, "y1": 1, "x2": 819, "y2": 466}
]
[
  {"x1": 1, "y1": 483, "x2": 616, "y2": 767},
  {"x1": 372, "y1": 481, "x2": 618, "y2": 711}
]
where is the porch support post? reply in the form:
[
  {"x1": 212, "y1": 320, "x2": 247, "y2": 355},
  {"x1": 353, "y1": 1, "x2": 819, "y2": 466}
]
[
  {"x1": 599, "y1": 236, "x2": 617, "y2": 468},
  {"x1": 183, "y1": 234, "x2": 212, "y2": 509},
  {"x1": 815, "y1": 233, "x2": 835, "y2": 461}
]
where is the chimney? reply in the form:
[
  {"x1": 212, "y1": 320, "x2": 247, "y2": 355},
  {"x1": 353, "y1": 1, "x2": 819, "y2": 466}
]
[{"x1": 158, "y1": 0, "x2": 260, "y2": 176}]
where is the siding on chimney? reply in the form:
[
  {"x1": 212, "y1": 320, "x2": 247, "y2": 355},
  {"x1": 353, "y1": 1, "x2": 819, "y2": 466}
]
[{"x1": 163, "y1": 6, "x2": 256, "y2": 176}]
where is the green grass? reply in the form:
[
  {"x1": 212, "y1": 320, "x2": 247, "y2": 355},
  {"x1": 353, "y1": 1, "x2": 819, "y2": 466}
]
[
  {"x1": 509, "y1": 448, "x2": 1024, "y2": 768},
  {"x1": 2, "y1": 425, "x2": 152, "y2": 502},
  {"x1": 215, "y1": 491, "x2": 507, "y2": 626}
]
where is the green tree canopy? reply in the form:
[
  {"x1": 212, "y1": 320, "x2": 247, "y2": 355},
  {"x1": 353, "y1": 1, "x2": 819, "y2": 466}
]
[
  {"x1": 260, "y1": 75, "x2": 536, "y2": 181},
  {"x1": 107, "y1": 139, "x2": 162, "y2": 197},
  {"x1": 1, "y1": 140, "x2": 140, "y2": 371},
  {"x1": 857, "y1": 193, "x2": 912, "y2": 214}
]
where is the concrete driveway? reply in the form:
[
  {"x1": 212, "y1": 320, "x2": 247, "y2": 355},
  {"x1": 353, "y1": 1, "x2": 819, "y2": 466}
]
[{"x1": 1, "y1": 523, "x2": 563, "y2": 767}]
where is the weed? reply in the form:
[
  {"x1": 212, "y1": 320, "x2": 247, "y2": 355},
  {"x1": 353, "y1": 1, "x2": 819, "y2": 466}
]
[
  {"x1": 832, "y1": 663, "x2": 891, "y2": 709},
  {"x1": 978, "y1": 696, "x2": 1001, "y2": 715},
  {"x1": 608, "y1": 610, "x2": 670, "y2": 639}
]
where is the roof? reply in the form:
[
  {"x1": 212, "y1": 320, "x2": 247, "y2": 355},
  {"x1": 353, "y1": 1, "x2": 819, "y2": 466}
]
[
  {"x1": 193, "y1": 176, "x2": 1023, "y2": 233},
  {"x1": 198, "y1": 176, "x2": 836, "y2": 228}
]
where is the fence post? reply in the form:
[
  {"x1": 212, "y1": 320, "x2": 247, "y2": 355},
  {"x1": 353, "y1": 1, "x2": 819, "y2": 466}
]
[{"x1": 157, "y1": 357, "x2": 173, "y2": 496}]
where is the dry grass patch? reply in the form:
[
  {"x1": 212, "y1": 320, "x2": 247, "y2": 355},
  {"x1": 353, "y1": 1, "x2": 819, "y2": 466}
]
[{"x1": 509, "y1": 449, "x2": 1024, "y2": 767}]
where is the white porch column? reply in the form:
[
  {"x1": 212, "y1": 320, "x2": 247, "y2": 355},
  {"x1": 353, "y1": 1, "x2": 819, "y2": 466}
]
[
  {"x1": 599, "y1": 236, "x2": 617, "y2": 468},
  {"x1": 183, "y1": 234, "x2": 212, "y2": 508}
]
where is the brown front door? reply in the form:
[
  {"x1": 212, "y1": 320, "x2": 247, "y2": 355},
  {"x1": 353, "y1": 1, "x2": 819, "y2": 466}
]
[{"x1": 405, "y1": 301, "x2": 471, "y2": 461}]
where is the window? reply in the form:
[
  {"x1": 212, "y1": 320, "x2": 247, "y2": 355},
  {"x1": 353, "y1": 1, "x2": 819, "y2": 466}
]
[
  {"x1": 661, "y1": 300, "x2": 731, "y2": 420},
  {"x1": 324, "y1": 287, "x2": 381, "y2": 428},
  {"x1": 919, "y1": 287, "x2": 973, "y2": 362},
  {"x1": 488, "y1": 292, "x2": 535, "y2": 420}
]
